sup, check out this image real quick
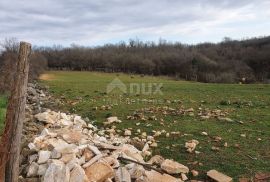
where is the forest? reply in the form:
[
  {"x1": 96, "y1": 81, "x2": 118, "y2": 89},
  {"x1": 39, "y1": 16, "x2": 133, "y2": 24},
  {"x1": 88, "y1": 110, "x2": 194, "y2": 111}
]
[{"x1": 1, "y1": 36, "x2": 270, "y2": 93}]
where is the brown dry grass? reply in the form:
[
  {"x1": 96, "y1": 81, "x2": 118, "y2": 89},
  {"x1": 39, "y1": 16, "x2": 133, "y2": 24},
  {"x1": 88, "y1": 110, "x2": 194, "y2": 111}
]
[{"x1": 39, "y1": 73, "x2": 55, "y2": 81}]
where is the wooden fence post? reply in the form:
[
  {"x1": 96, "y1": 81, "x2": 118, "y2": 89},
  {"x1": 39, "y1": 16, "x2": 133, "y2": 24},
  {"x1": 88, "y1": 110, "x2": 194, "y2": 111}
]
[{"x1": 0, "y1": 42, "x2": 31, "y2": 182}]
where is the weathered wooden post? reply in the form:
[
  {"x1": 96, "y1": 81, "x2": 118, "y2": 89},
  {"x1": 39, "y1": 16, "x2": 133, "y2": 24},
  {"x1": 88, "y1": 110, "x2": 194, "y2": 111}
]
[{"x1": 0, "y1": 42, "x2": 31, "y2": 182}]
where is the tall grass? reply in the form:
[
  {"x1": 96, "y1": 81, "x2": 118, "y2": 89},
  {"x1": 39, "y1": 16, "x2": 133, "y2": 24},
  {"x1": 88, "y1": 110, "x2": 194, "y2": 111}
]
[{"x1": 0, "y1": 96, "x2": 7, "y2": 134}]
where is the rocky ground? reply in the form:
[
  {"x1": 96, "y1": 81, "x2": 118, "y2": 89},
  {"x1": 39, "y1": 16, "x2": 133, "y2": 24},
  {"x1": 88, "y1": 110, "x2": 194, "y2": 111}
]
[{"x1": 19, "y1": 83, "x2": 233, "y2": 182}]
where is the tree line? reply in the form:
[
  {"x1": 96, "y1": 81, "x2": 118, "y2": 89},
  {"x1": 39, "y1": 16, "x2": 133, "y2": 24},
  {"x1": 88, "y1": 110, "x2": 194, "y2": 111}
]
[
  {"x1": 0, "y1": 38, "x2": 47, "y2": 93},
  {"x1": 1, "y1": 36, "x2": 270, "y2": 93},
  {"x1": 38, "y1": 36, "x2": 270, "y2": 83}
]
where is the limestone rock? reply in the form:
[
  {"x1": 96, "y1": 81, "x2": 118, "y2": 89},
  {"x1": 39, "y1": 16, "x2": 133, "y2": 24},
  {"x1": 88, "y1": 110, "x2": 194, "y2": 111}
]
[
  {"x1": 85, "y1": 162, "x2": 114, "y2": 182},
  {"x1": 27, "y1": 162, "x2": 39, "y2": 177},
  {"x1": 161, "y1": 159, "x2": 189, "y2": 174},
  {"x1": 83, "y1": 148, "x2": 94, "y2": 161},
  {"x1": 191, "y1": 170, "x2": 199, "y2": 177},
  {"x1": 115, "y1": 167, "x2": 131, "y2": 182},
  {"x1": 37, "y1": 163, "x2": 48, "y2": 176},
  {"x1": 43, "y1": 160, "x2": 70, "y2": 182},
  {"x1": 51, "y1": 149, "x2": 62, "y2": 159},
  {"x1": 147, "y1": 155, "x2": 164, "y2": 165},
  {"x1": 37, "y1": 151, "x2": 51, "y2": 164},
  {"x1": 124, "y1": 129, "x2": 132, "y2": 136},
  {"x1": 62, "y1": 131, "x2": 83, "y2": 144},
  {"x1": 34, "y1": 112, "x2": 57, "y2": 124},
  {"x1": 207, "y1": 170, "x2": 232, "y2": 182},
  {"x1": 104, "y1": 116, "x2": 122, "y2": 125},
  {"x1": 185, "y1": 140, "x2": 199, "y2": 153},
  {"x1": 70, "y1": 164, "x2": 87, "y2": 182},
  {"x1": 126, "y1": 163, "x2": 145, "y2": 179}
]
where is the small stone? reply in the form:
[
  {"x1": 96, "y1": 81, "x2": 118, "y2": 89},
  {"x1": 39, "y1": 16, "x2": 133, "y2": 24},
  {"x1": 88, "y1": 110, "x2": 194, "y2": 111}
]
[
  {"x1": 88, "y1": 145, "x2": 101, "y2": 155},
  {"x1": 29, "y1": 154, "x2": 38, "y2": 163},
  {"x1": 27, "y1": 162, "x2": 39, "y2": 177},
  {"x1": 83, "y1": 148, "x2": 95, "y2": 161},
  {"x1": 181, "y1": 173, "x2": 188, "y2": 181},
  {"x1": 34, "y1": 112, "x2": 56, "y2": 124},
  {"x1": 60, "y1": 153, "x2": 76, "y2": 163},
  {"x1": 224, "y1": 142, "x2": 228, "y2": 147},
  {"x1": 37, "y1": 163, "x2": 48, "y2": 176},
  {"x1": 70, "y1": 164, "x2": 86, "y2": 182},
  {"x1": 191, "y1": 170, "x2": 199, "y2": 176},
  {"x1": 124, "y1": 129, "x2": 132, "y2": 136},
  {"x1": 51, "y1": 149, "x2": 62, "y2": 159},
  {"x1": 150, "y1": 142, "x2": 158, "y2": 148},
  {"x1": 240, "y1": 134, "x2": 246, "y2": 138},
  {"x1": 62, "y1": 131, "x2": 83, "y2": 144},
  {"x1": 37, "y1": 151, "x2": 51, "y2": 164},
  {"x1": 104, "y1": 116, "x2": 122, "y2": 125},
  {"x1": 185, "y1": 140, "x2": 199, "y2": 153},
  {"x1": 207, "y1": 169, "x2": 232, "y2": 182},
  {"x1": 211, "y1": 146, "x2": 220, "y2": 151},
  {"x1": 44, "y1": 160, "x2": 70, "y2": 182},
  {"x1": 161, "y1": 159, "x2": 189, "y2": 174},
  {"x1": 28, "y1": 143, "x2": 38, "y2": 151},
  {"x1": 201, "y1": 131, "x2": 208, "y2": 136},
  {"x1": 147, "y1": 155, "x2": 164, "y2": 165},
  {"x1": 115, "y1": 167, "x2": 131, "y2": 182},
  {"x1": 85, "y1": 162, "x2": 114, "y2": 182}
]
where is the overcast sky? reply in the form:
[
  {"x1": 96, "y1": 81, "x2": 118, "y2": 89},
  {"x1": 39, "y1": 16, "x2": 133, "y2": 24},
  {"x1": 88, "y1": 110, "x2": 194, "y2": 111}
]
[{"x1": 1, "y1": 0, "x2": 270, "y2": 46}]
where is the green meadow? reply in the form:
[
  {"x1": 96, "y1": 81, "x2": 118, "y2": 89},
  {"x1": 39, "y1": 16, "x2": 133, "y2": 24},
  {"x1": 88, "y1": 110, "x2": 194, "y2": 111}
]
[{"x1": 40, "y1": 71, "x2": 270, "y2": 180}]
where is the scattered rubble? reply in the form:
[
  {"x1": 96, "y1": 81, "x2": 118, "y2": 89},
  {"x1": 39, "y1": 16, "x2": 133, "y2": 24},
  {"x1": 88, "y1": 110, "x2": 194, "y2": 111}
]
[{"x1": 185, "y1": 139, "x2": 199, "y2": 153}]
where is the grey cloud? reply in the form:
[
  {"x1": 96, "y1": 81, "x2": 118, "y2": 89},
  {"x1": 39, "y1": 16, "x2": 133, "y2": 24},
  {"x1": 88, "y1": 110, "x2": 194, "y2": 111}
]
[{"x1": 0, "y1": 0, "x2": 269, "y2": 45}]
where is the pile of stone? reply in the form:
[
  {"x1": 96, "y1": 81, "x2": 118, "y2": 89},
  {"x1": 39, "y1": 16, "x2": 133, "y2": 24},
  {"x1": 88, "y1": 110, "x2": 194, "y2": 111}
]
[
  {"x1": 20, "y1": 83, "x2": 234, "y2": 182},
  {"x1": 20, "y1": 109, "x2": 191, "y2": 182}
]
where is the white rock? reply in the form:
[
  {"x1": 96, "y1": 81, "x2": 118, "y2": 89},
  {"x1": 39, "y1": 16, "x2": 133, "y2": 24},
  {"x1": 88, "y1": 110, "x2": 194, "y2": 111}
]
[
  {"x1": 161, "y1": 159, "x2": 189, "y2": 174},
  {"x1": 41, "y1": 128, "x2": 57, "y2": 137},
  {"x1": 47, "y1": 138, "x2": 69, "y2": 149},
  {"x1": 115, "y1": 167, "x2": 131, "y2": 182},
  {"x1": 181, "y1": 173, "x2": 188, "y2": 181},
  {"x1": 88, "y1": 145, "x2": 101, "y2": 155},
  {"x1": 104, "y1": 116, "x2": 122, "y2": 125},
  {"x1": 55, "y1": 144, "x2": 78, "y2": 155},
  {"x1": 29, "y1": 154, "x2": 38, "y2": 163},
  {"x1": 37, "y1": 151, "x2": 51, "y2": 164},
  {"x1": 124, "y1": 129, "x2": 132, "y2": 136},
  {"x1": 126, "y1": 163, "x2": 145, "y2": 179},
  {"x1": 28, "y1": 143, "x2": 37, "y2": 151},
  {"x1": 66, "y1": 157, "x2": 79, "y2": 170},
  {"x1": 185, "y1": 139, "x2": 199, "y2": 153},
  {"x1": 60, "y1": 113, "x2": 69, "y2": 120},
  {"x1": 59, "y1": 119, "x2": 73, "y2": 126},
  {"x1": 201, "y1": 131, "x2": 208, "y2": 136},
  {"x1": 35, "y1": 112, "x2": 56, "y2": 124},
  {"x1": 44, "y1": 160, "x2": 70, "y2": 182},
  {"x1": 70, "y1": 164, "x2": 86, "y2": 182},
  {"x1": 27, "y1": 162, "x2": 39, "y2": 177},
  {"x1": 38, "y1": 163, "x2": 49, "y2": 176},
  {"x1": 51, "y1": 149, "x2": 62, "y2": 159},
  {"x1": 74, "y1": 116, "x2": 86, "y2": 126}
]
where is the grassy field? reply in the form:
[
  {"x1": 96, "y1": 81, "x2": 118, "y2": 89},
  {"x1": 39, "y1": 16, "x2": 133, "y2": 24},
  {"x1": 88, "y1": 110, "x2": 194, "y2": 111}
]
[
  {"x1": 40, "y1": 71, "x2": 270, "y2": 180},
  {"x1": 0, "y1": 95, "x2": 7, "y2": 134}
]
